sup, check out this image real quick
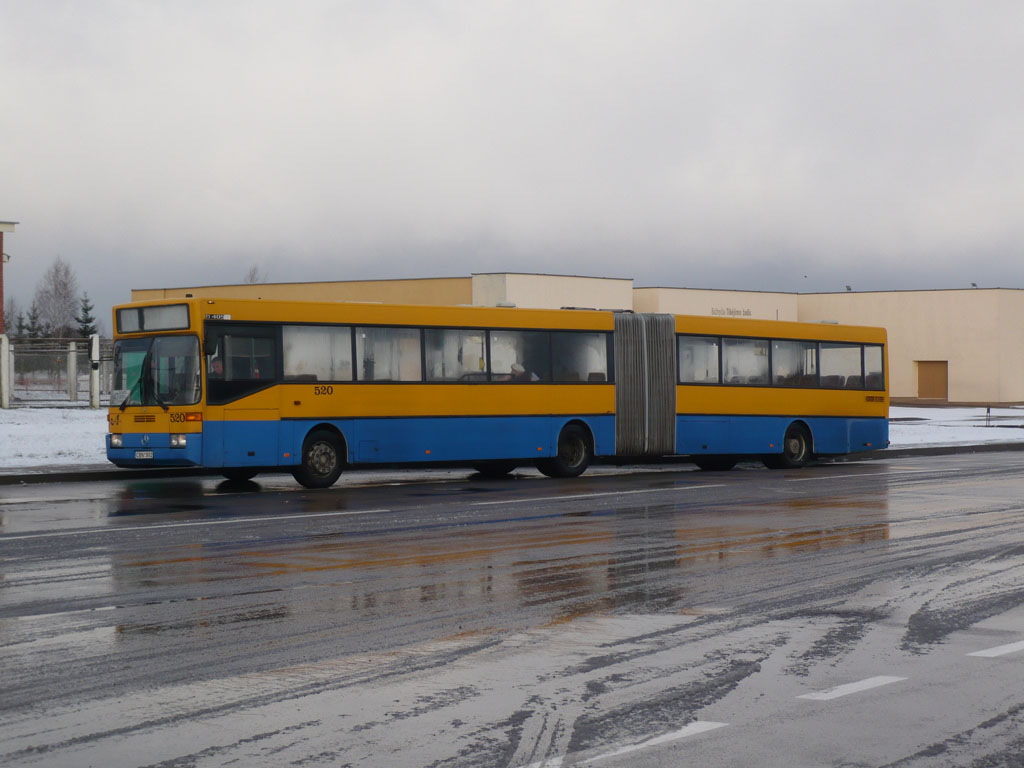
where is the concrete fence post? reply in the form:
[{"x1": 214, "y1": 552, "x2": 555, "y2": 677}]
[
  {"x1": 1, "y1": 334, "x2": 9, "y2": 409},
  {"x1": 90, "y1": 334, "x2": 100, "y2": 409},
  {"x1": 68, "y1": 341, "x2": 77, "y2": 402}
]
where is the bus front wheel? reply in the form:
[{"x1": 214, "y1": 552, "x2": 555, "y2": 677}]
[
  {"x1": 764, "y1": 423, "x2": 812, "y2": 469},
  {"x1": 537, "y1": 425, "x2": 593, "y2": 478},
  {"x1": 293, "y1": 429, "x2": 345, "y2": 488}
]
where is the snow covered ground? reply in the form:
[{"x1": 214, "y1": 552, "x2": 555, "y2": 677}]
[{"x1": 1, "y1": 405, "x2": 1023, "y2": 470}]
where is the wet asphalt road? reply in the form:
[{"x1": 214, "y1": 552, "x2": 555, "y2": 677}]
[{"x1": 3, "y1": 454, "x2": 1024, "y2": 767}]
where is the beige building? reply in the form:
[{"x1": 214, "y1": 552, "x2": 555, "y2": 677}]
[
  {"x1": 797, "y1": 289, "x2": 1024, "y2": 405},
  {"x1": 134, "y1": 276, "x2": 473, "y2": 306},
  {"x1": 634, "y1": 287, "x2": 800, "y2": 322},
  {"x1": 132, "y1": 274, "x2": 1024, "y2": 405}
]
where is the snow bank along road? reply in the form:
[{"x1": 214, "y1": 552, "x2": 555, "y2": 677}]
[{"x1": 3, "y1": 452, "x2": 1024, "y2": 766}]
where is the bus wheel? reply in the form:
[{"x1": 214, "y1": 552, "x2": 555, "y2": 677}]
[
  {"x1": 222, "y1": 468, "x2": 258, "y2": 482},
  {"x1": 537, "y1": 424, "x2": 593, "y2": 478},
  {"x1": 764, "y1": 423, "x2": 812, "y2": 469},
  {"x1": 293, "y1": 429, "x2": 344, "y2": 488},
  {"x1": 473, "y1": 461, "x2": 518, "y2": 478},
  {"x1": 693, "y1": 456, "x2": 737, "y2": 471}
]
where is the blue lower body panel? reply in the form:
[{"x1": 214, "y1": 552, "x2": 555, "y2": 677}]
[
  {"x1": 677, "y1": 415, "x2": 887, "y2": 457},
  {"x1": 194, "y1": 415, "x2": 616, "y2": 468},
  {"x1": 107, "y1": 433, "x2": 203, "y2": 467},
  {"x1": 305, "y1": 415, "x2": 616, "y2": 465}
]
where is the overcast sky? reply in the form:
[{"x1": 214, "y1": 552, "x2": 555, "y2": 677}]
[{"x1": 3, "y1": 0, "x2": 1024, "y2": 326}]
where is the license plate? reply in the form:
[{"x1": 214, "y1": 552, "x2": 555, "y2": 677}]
[{"x1": 135, "y1": 450, "x2": 154, "y2": 460}]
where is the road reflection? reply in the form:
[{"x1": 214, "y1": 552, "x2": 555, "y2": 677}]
[{"x1": 103, "y1": 474, "x2": 890, "y2": 642}]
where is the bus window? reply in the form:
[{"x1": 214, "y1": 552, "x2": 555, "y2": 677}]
[
  {"x1": 723, "y1": 338, "x2": 769, "y2": 386},
  {"x1": 283, "y1": 326, "x2": 353, "y2": 382},
  {"x1": 490, "y1": 330, "x2": 551, "y2": 382},
  {"x1": 552, "y1": 332, "x2": 608, "y2": 383},
  {"x1": 820, "y1": 343, "x2": 863, "y2": 388},
  {"x1": 679, "y1": 336, "x2": 720, "y2": 384},
  {"x1": 772, "y1": 340, "x2": 818, "y2": 387},
  {"x1": 425, "y1": 329, "x2": 488, "y2": 382},
  {"x1": 356, "y1": 327, "x2": 422, "y2": 382},
  {"x1": 865, "y1": 345, "x2": 885, "y2": 389},
  {"x1": 206, "y1": 326, "x2": 278, "y2": 403}
]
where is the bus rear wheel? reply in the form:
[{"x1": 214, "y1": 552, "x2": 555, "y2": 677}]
[
  {"x1": 764, "y1": 423, "x2": 812, "y2": 469},
  {"x1": 293, "y1": 429, "x2": 344, "y2": 488},
  {"x1": 537, "y1": 425, "x2": 593, "y2": 478}
]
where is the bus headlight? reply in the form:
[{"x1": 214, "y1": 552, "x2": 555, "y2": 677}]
[
  {"x1": 109, "y1": 434, "x2": 123, "y2": 448},
  {"x1": 170, "y1": 434, "x2": 188, "y2": 448}
]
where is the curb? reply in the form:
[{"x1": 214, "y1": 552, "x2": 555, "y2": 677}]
[
  {"x1": 837, "y1": 441, "x2": 1024, "y2": 461},
  {"x1": 0, "y1": 466, "x2": 217, "y2": 486}
]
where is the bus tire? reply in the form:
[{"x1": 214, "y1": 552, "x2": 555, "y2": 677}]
[
  {"x1": 473, "y1": 461, "x2": 518, "y2": 478},
  {"x1": 222, "y1": 468, "x2": 259, "y2": 482},
  {"x1": 293, "y1": 429, "x2": 344, "y2": 488},
  {"x1": 693, "y1": 456, "x2": 737, "y2": 471},
  {"x1": 537, "y1": 424, "x2": 593, "y2": 478},
  {"x1": 764, "y1": 423, "x2": 812, "y2": 469}
]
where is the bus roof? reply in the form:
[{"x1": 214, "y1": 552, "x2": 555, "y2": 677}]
[{"x1": 111, "y1": 296, "x2": 886, "y2": 341}]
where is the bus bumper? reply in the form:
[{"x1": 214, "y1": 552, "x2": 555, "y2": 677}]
[{"x1": 106, "y1": 433, "x2": 204, "y2": 467}]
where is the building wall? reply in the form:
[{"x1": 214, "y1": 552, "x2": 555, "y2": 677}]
[
  {"x1": 132, "y1": 277, "x2": 473, "y2": 306},
  {"x1": 0, "y1": 222, "x2": 16, "y2": 336},
  {"x1": 0, "y1": 232, "x2": 5, "y2": 335},
  {"x1": 472, "y1": 273, "x2": 633, "y2": 310},
  {"x1": 798, "y1": 290, "x2": 1024, "y2": 404},
  {"x1": 633, "y1": 287, "x2": 799, "y2": 321}
]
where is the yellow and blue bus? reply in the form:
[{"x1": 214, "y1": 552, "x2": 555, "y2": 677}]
[{"x1": 106, "y1": 297, "x2": 888, "y2": 487}]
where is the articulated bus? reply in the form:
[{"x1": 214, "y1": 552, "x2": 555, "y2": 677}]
[{"x1": 106, "y1": 297, "x2": 888, "y2": 487}]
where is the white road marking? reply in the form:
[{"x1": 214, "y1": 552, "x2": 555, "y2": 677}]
[
  {"x1": 586, "y1": 721, "x2": 729, "y2": 762},
  {"x1": 967, "y1": 640, "x2": 1024, "y2": 658},
  {"x1": 0, "y1": 508, "x2": 391, "y2": 541},
  {"x1": 472, "y1": 484, "x2": 725, "y2": 507},
  {"x1": 522, "y1": 721, "x2": 728, "y2": 768},
  {"x1": 797, "y1": 676, "x2": 906, "y2": 701}
]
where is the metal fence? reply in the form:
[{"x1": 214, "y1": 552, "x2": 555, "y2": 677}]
[{"x1": 0, "y1": 335, "x2": 111, "y2": 408}]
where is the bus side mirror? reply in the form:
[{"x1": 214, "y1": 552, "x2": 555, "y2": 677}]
[{"x1": 203, "y1": 339, "x2": 216, "y2": 357}]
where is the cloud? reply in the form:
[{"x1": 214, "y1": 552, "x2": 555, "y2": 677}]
[{"x1": 2, "y1": 0, "x2": 1023, "y2": 320}]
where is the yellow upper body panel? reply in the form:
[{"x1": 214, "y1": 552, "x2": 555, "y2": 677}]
[
  {"x1": 109, "y1": 297, "x2": 889, "y2": 424},
  {"x1": 112, "y1": 297, "x2": 616, "y2": 335},
  {"x1": 203, "y1": 383, "x2": 616, "y2": 420},
  {"x1": 674, "y1": 314, "x2": 887, "y2": 345},
  {"x1": 678, "y1": 385, "x2": 887, "y2": 418}
]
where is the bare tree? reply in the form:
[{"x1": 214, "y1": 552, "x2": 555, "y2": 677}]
[
  {"x1": 33, "y1": 257, "x2": 79, "y2": 337},
  {"x1": 244, "y1": 264, "x2": 268, "y2": 284},
  {"x1": 3, "y1": 295, "x2": 22, "y2": 335}
]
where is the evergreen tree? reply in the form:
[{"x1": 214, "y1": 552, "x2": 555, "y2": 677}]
[
  {"x1": 75, "y1": 293, "x2": 98, "y2": 337},
  {"x1": 15, "y1": 312, "x2": 27, "y2": 338},
  {"x1": 26, "y1": 302, "x2": 44, "y2": 338}
]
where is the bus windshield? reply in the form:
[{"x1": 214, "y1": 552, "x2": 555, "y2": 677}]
[{"x1": 112, "y1": 335, "x2": 202, "y2": 408}]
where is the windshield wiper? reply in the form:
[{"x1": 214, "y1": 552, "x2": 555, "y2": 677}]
[
  {"x1": 152, "y1": 389, "x2": 170, "y2": 412},
  {"x1": 140, "y1": 348, "x2": 170, "y2": 411},
  {"x1": 119, "y1": 368, "x2": 145, "y2": 411}
]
